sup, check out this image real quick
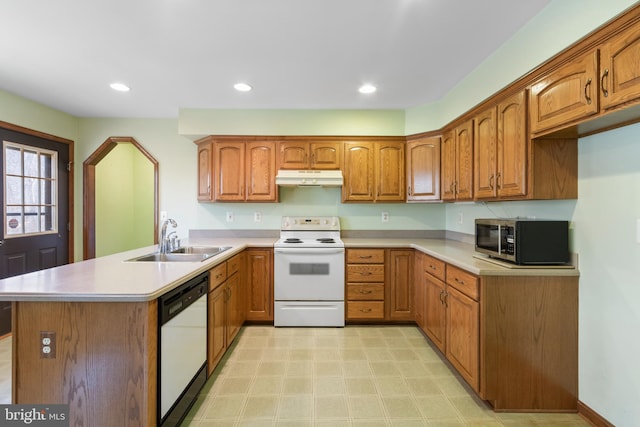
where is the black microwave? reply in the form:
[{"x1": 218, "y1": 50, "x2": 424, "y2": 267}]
[{"x1": 475, "y1": 218, "x2": 569, "y2": 265}]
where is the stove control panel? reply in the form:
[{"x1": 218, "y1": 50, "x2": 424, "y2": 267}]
[{"x1": 281, "y1": 216, "x2": 340, "y2": 231}]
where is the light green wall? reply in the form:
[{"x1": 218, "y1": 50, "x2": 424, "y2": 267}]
[
  {"x1": 179, "y1": 109, "x2": 406, "y2": 138},
  {"x1": 0, "y1": 90, "x2": 78, "y2": 141},
  {"x1": 95, "y1": 143, "x2": 155, "y2": 257}
]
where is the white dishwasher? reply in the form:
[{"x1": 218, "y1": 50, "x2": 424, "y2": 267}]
[{"x1": 158, "y1": 271, "x2": 208, "y2": 427}]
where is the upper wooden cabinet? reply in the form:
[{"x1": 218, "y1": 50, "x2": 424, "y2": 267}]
[
  {"x1": 441, "y1": 120, "x2": 473, "y2": 201},
  {"x1": 406, "y1": 136, "x2": 441, "y2": 202},
  {"x1": 343, "y1": 139, "x2": 405, "y2": 202},
  {"x1": 277, "y1": 140, "x2": 342, "y2": 170},
  {"x1": 530, "y1": 50, "x2": 599, "y2": 134},
  {"x1": 600, "y1": 23, "x2": 640, "y2": 111},
  {"x1": 474, "y1": 91, "x2": 528, "y2": 200},
  {"x1": 214, "y1": 141, "x2": 245, "y2": 201},
  {"x1": 474, "y1": 108, "x2": 497, "y2": 199},
  {"x1": 197, "y1": 137, "x2": 278, "y2": 202},
  {"x1": 197, "y1": 142, "x2": 214, "y2": 201}
]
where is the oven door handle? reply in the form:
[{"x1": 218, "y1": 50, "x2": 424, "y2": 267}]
[{"x1": 275, "y1": 248, "x2": 345, "y2": 255}]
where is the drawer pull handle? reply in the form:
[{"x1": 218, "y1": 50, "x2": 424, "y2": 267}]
[
  {"x1": 360, "y1": 272, "x2": 372, "y2": 276},
  {"x1": 359, "y1": 289, "x2": 372, "y2": 294},
  {"x1": 455, "y1": 278, "x2": 465, "y2": 285},
  {"x1": 359, "y1": 255, "x2": 373, "y2": 259},
  {"x1": 360, "y1": 308, "x2": 372, "y2": 313}
]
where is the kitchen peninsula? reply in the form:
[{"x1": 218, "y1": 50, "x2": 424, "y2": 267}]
[{"x1": 0, "y1": 236, "x2": 579, "y2": 426}]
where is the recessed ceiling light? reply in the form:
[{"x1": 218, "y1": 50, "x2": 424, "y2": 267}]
[
  {"x1": 110, "y1": 82, "x2": 130, "y2": 92},
  {"x1": 358, "y1": 84, "x2": 377, "y2": 94},
  {"x1": 234, "y1": 83, "x2": 252, "y2": 92}
]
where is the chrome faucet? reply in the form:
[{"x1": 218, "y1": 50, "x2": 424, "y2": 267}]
[{"x1": 159, "y1": 218, "x2": 178, "y2": 254}]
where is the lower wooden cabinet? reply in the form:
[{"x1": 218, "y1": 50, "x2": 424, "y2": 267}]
[
  {"x1": 346, "y1": 248, "x2": 413, "y2": 322},
  {"x1": 208, "y1": 283, "x2": 227, "y2": 374},
  {"x1": 445, "y1": 284, "x2": 479, "y2": 391},
  {"x1": 422, "y1": 271, "x2": 446, "y2": 352},
  {"x1": 387, "y1": 249, "x2": 414, "y2": 321},
  {"x1": 414, "y1": 250, "x2": 578, "y2": 411},
  {"x1": 207, "y1": 252, "x2": 245, "y2": 375},
  {"x1": 346, "y1": 249, "x2": 385, "y2": 320},
  {"x1": 245, "y1": 248, "x2": 273, "y2": 321}
]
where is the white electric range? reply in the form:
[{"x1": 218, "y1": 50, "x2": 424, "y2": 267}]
[{"x1": 273, "y1": 216, "x2": 345, "y2": 327}]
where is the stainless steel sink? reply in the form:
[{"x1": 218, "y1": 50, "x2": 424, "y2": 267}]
[
  {"x1": 171, "y1": 246, "x2": 232, "y2": 255},
  {"x1": 127, "y1": 246, "x2": 231, "y2": 262}
]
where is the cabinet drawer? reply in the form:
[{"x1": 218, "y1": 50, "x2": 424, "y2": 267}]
[
  {"x1": 347, "y1": 264, "x2": 385, "y2": 282},
  {"x1": 210, "y1": 263, "x2": 227, "y2": 291},
  {"x1": 347, "y1": 249, "x2": 385, "y2": 264},
  {"x1": 227, "y1": 253, "x2": 242, "y2": 276},
  {"x1": 446, "y1": 265, "x2": 479, "y2": 301},
  {"x1": 422, "y1": 253, "x2": 445, "y2": 282},
  {"x1": 347, "y1": 284, "x2": 384, "y2": 301},
  {"x1": 347, "y1": 301, "x2": 384, "y2": 319}
]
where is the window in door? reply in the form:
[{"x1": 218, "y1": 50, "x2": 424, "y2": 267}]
[{"x1": 3, "y1": 141, "x2": 58, "y2": 238}]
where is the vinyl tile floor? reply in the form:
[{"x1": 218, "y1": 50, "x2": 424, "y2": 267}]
[{"x1": 183, "y1": 326, "x2": 590, "y2": 426}]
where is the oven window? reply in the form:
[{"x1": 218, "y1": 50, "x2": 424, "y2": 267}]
[{"x1": 290, "y1": 263, "x2": 330, "y2": 275}]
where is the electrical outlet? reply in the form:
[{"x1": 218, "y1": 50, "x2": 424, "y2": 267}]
[
  {"x1": 254, "y1": 212, "x2": 262, "y2": 222},
  {"x1": 40, "y1": 331, "x2": 56, "y2": 359},
  {"x1": 381, "y1": 212, "x2": 389, "y2": 222},
  {"x1": 160, "y1": 211, "x2": 167, "y2": 221},
  {"x1": 457, "y1": 212, "x2": 463, "y2": 225},
  {"x1": 226, "y1": 212, "x2": 234, "y2": 222},
  {"x1": 637, "y1": 218, "x2": 640, "y2": 244}
]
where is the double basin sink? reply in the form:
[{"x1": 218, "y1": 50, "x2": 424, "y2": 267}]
[{"x1": 128, "y1": 245, "x2": 232, "y2": 263}]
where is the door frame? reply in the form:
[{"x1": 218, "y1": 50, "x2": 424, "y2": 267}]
[
  {"x1": 83, "y1": 137, "x2": 158, "y2": 260},
  {"x1": 0, "y1": 120, "x2": 74, "y2": 262}
]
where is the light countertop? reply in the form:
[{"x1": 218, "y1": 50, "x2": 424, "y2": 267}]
[{"x1": 0, "y1": 237, "x2": 578, "y2": 302}]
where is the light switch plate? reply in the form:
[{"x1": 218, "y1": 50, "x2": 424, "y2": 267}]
[{"x1": 637, "y1": 218, "x2": 640, "y2": 244}]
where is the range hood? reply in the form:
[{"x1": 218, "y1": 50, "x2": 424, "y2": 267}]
[{"x1": 275, "y1": 170, "x2": 343, "y2": 187}]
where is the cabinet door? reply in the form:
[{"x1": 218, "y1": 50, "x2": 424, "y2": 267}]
[
  {"x1": 245, "y1": 248, "x2": 273, "y2": 321},
  {"x1": 424, "y1": 273, "x2": 446, "y2": 352},
  {"x1": 246, "y1": 141, "x2": 277, "y2": 201},
  {"x1": 343, "y1": 142, "x2": 374, "y2": 201},
  {"x1": 441, "y1": 131, "x2": 456, "y2": 201},
  {"x1": 197, "y1": 142, "x2": 213, "y2": 201},
  {"x1": 310, "y1": 142, "x2": 342, "y2": 169},
  {"x1": 474, "y1": 108, "x2": 497, "y2": 199},
  {"x1": 530, "y1": 50, "x2": 599, "y2": 134},
  {"x1": 278, "y1": 141, "x2": 309, "y2": 169},
  {"x1": 214, "y1": 141, "x2": 245, "y2": 201},
  {"x1": 446, "y1": 285, "x2": 479, "y2": 392},
  {"x1": 455, "y1": 120, "x2": 474, "y2": 201},
  {"x1": 208, "y1": 285, "x2": 227, "y2": 375},
  {"x1": 600, "y1": 24, "x2": 640, "y2": 111},
  {"x1": 375, "y1": 142, "x2": 405, "y2": 201},
  {"x1": 226, "y1": 273, "x2": 242, "y2": 345},
  {"x1": 387, "y1": 250, "x2": 413, "y2": 321},
  {"x1": 407, "y1": 137, "x2": 441, "y2": 201},
  {"x1": 497, "y1": 91, "x2": 528, "y2": 198}
]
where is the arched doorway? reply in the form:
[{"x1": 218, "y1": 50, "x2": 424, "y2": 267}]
[{"x1": 83, "y1": 137, "x2": 158, "y2": 259}]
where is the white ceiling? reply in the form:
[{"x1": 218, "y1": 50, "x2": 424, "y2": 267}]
[{"x1": 0, "y1": 0, "x2": 551, "y2": 118}]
